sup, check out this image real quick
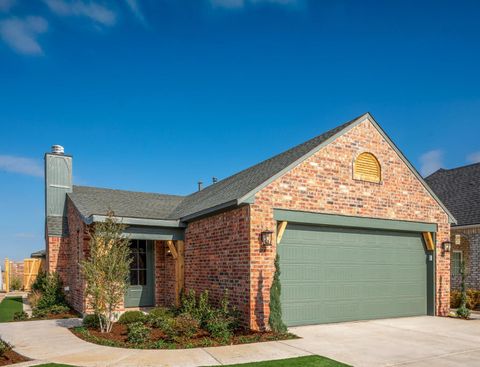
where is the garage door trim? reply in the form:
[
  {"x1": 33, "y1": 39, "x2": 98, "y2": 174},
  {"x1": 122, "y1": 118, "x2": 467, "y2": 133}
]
[{"x1": 274, "y1": 209, "x2": 437, "y2": 233}]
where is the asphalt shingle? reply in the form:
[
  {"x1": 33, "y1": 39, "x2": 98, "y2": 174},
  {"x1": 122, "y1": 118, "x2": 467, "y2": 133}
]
[{"x1": 425, "y1": 163, "x2": 480, "y2": 227}]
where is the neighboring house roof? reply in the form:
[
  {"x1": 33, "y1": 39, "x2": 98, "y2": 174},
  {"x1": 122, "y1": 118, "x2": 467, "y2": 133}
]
[
  {"x1": 67, "y1": 113, "x2": 456, "y2": 224},
  {"x1": 425, "y1": 163, "x2": 480, "y2": 227},
  {"x1": 68, "y1": 186, "x2": 185, "y2": 220},
  {"x1": 31, "y1": 249, "x2": 46, "y2": 258}
]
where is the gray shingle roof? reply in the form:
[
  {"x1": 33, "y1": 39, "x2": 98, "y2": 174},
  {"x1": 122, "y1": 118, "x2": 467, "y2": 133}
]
[
  {"x1": 170, "y1": 114, "x2": 364, "y2": 219},
  {"x1": 425, "y1": 163, "x2": 480, "y2": 227},
  {"x1": 68, "y1": 186, "x2": 185, "y2": 220}
]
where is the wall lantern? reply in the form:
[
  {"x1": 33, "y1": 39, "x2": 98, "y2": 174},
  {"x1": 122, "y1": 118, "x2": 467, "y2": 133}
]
[
  {"x1": 261, "y1": 230, "x2": 274, "y2": 246},
  {"x1": 442, "y1": 241, "x2": 452, "y2": 252}
]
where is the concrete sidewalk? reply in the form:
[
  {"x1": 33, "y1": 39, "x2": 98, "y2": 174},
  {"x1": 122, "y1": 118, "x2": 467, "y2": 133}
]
[{"x1": 1, "y1": 316, "x2": 480, "y2": 366}]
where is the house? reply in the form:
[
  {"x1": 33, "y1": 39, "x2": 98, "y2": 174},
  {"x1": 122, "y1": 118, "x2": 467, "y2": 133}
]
[
  {"x1": 44, "y1": 113, "x2": 455, "y2": 330},
  {"x1": 426, "y1": 163, "x2": 480, "y2": 290}
]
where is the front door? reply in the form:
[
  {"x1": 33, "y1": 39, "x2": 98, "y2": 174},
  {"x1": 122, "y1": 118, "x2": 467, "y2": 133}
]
[{"x1": 125, "y1": 239, "x2": 154, "y2": 308}]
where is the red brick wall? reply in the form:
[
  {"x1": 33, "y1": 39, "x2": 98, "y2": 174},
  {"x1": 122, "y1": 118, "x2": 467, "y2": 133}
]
[
  {"x1": 184, "y1": 206, "x2": 251, "y2": 323},
  {"x1": 46, "y1": 236, "x2": 69, "y2": 286},
  {"x1": 65, "y1": 198, "x2": 90, "y2": 313},
  {"x1": 249, "y1": 118, "x2": 451, "y2": 329},
  {"x1": 154, "y1": 240, "x2": 177, "y2": 307}
]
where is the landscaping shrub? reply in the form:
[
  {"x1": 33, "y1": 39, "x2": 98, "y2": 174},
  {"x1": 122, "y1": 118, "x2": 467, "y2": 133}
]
[
  {"x1": 9, "y1": 276, "x2": 22, "y2": 291},
  {"x1": 127, "y1": 321, "x2": 150, "y2": 344},
  {"x1": 83, "y1": 314, "x2": 101, "y2": 329},
  {"x1": 457, "y1": 260, "x2": 471, "y2": 319},
  {"x1": 269, "y1": 254, "x2": 287, "y2": 333},
  {"x1": 0, "y1": 339, "x2": 11, "y2": 358},
  {"x1": 147, "y1": 307, "x2": 175, "y2": 329},
  {"x1": 180, "y1": 289, "x2": 214, "y2": 326},
  {"x1": 450, "y1": 289, "x2": 480, "y2": 310},
  {"x1": 450, "y1": 290, "x2": 461, "y2": 309},
  {"x1": 173, "y1": 313, "x2": 200, "y2": 339},
  {"x1": 36, "y1": 272, "x2": 67, "y2": 310},
  {"x1": 28, "y1": 291, "x2": 42, "y2": 309},
  {"x1": 204, "y1": 312, "x2": 233, "y2": 342},
  {"x1": 31, "y1": 271, "x2": 47, "y2": 293},
  {"x1": 118, "y1": 311, "x2": 146, "y2": 325},
  {"x1": 13, "y1": 311, "x2": 28, "y2": 321}
]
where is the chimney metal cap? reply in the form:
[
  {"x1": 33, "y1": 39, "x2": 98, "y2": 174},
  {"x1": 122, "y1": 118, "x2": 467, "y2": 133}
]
[{"x1": 51, "y1": 145, "x2": 65, "y2": 155}]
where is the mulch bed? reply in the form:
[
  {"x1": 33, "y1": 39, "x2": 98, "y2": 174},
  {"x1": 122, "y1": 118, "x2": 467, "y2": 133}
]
[
  {"x1": 0, "y1": 350, "x2": 29, "y2": 366},
  {"x1": 71, "y1": 324, "x2": 297, "y2": 349}
]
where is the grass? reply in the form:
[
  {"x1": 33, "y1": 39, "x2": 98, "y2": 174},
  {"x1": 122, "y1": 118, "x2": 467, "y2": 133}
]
[
  {"x1": 0, "y1": 297, "x2": 23, "y2": 322},
  {"x1": 29, "y1": 356, "x2": 349, "y2": 367},
  {"x1": 212, "y1": 356, "x2": 351, "y2": 367}
]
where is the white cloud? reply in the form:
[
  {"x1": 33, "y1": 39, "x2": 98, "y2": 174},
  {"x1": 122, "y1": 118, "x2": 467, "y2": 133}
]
[
  {"x1": 0, "y1": 16, "x2": 48, "y2": 55},
  {"x1": 210, "y1": 0, "x2": 300, "y2": 9},
  {"x1": 0, "y1": 155, "x2": 43, "y2": 177},
  {"x1": 467, "y1": 151, "x2": 480, "y2": 164},
  {"x1": 44, "y1": 0, "x2": 116, "y2": 26},
  {"x1": 419, "y1": 149, "x2": 443, "y2": 177},
  {"x1": 124, "y1": 0, "x2": 146, "y2": 24},
  {"x1": 0, "y1": 0, "x2": 15, "y2": 12}
]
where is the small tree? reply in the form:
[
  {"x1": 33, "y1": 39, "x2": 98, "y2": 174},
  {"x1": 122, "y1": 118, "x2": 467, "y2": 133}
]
[
  {"x1": 81, "y1": 211, "x2": 131, "y2": 333},
  {"x1": 456, "y1": 260, "x2": 471, "y2": 319},
  {"x1": 269, "y1": 254, "x2": 287, "y2": 333}
]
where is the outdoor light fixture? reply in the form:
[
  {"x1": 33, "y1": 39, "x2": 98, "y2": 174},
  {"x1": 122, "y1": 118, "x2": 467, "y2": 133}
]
[
  {"x1": 261, "y1": 230, "x2": 274, "y2": 246},
  {"x1": 442, "y1": 241, "x2": 452, "y2": 252}
]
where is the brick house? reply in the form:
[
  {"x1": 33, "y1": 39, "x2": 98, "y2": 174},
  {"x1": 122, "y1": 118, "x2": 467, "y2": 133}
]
[
  {"x1": 45, "y1": 113, "x2": 455, "y2": 329},
  {"x1": 426, "y1": 163, "x2": 480, "y2": 290}
]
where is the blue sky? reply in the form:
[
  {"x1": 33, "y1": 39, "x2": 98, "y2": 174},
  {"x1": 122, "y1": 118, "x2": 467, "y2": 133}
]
[{"x1": 0, "y1": 0, "x2": 479, "y2": 261}]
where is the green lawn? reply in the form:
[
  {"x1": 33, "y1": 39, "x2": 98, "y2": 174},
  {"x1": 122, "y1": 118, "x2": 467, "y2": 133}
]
[
  {"x1": 213, "y1": 356, "x2": 350, "y2": 367},
  {"x1": 0, "y1": 297, "x2": 23, "y2": 322},
  {"x1": 31, "y1": 356, "x2": 350, "y2": 367}
]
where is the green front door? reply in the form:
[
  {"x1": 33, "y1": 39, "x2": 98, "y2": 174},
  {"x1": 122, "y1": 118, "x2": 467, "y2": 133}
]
[
  {"x1": 278, "y1": 224, "x2": 428, "y2": 326},
  {"x1": 125, "y1": 240, "x2": 155, "y2": 308}
]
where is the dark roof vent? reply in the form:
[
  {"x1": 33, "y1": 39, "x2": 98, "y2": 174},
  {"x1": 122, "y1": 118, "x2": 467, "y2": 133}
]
[{"x1": 198, "y1": 181, "x2": 203, "y2": 191}]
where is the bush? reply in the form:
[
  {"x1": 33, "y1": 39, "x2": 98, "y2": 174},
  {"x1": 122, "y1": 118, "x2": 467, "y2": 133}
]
[
  {"x1": 204, "y1": 312, "x2": 233, "y2": 342},
  {"x1": 174, "y1": 313, "x2": 200, "y2": 339},
  {"x1": 31, "y1": 271, "x2": 48, "y2": 293},
  {"x1": 451, "y1": 289, "x2": 480, "y2": 310},
  {"x1": 118, "y1": 311, "x2": 146, "y2": 325},
  {"x1": 36, "y1": 272, "x2": 66, "y2": 310},
  {"x1": 127, "y1": 321, "x2": 150, "y2": 344},
  {"x1": 28, "y1": 291, "x2": 42, "y2": 309},
  {"x1": 149, "y1": 307, "x2": 174, "y2": 319},
  {"x1": 269, "y1": 255, "x2": 287, "y2": 333},
  {"x1": 83, "y1": 314, "x2": 101, "y2": 329},
  {"x1": 48, "y1": 305, "x2": 70, "y2": 314},
  {"x1": 180, "y1": 289, "x2": 213, "y2": 326},
  {"x1": 9, "y1": 276, "x2": 22, "y2": 291},
  {"x1": 0, "y1": 340, "x2": 11, "y2": 358},
  {"x1": 147, "y1": 307, "x2": 175, "y2": 330},
  {"x1": 13, "y1": 311, "x2": 28, "y2": 321}
]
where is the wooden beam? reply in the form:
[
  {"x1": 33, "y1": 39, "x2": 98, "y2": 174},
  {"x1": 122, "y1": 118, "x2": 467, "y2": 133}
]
[
  {"x1": 277, "y1": 221, "x2": 288, "y2": 245},
  {"x1": 166, "y1": 240, "x2": 178, "y2": 259},
  {"x1": 176, "y1": 240, "x2": 185, "y2": 307},
  {"x1": 422, "y1": 232, "x2": 435, "y2": 251}
]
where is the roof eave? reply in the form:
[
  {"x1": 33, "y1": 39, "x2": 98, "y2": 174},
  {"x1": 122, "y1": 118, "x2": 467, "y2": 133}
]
[{"x1": 85, "y1": 215, "x2": 186, "y2": 228}]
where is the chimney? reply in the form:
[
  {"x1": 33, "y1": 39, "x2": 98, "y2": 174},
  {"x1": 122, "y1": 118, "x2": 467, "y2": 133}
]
[
  {"x1": 197, "y1": 181, "x2": 203, "y2": 191},
  {"x1": 45, "y1": 145, "x2": 72, "y2": 236},
  {"x1": 212, "y1": 177, "x2": 218, "y2": 184}
]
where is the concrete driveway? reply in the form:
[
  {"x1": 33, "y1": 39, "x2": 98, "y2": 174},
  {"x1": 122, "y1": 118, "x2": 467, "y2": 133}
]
[
  {"x1": 285, "y1": 316, "x2": 480, "y2": 366},
  {"x1": 0, "y1": 316, "x2": 479, "y2": 366}
]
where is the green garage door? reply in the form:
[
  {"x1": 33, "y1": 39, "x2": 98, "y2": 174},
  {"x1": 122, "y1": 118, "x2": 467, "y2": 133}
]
[{"x1": 279, "y1": 224, "x2": 428, "y2": 326}]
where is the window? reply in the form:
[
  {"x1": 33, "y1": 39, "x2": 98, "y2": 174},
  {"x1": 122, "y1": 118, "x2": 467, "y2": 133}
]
[
  {"x1": 129, "y1": 240, "x2": 147, "y2": 286},
  {"x1": 452, "y1": 250, "x2": 463, "y2": 276},
  {"x1": 354, "y1": 152, "x2": 381, "y2": 183}
]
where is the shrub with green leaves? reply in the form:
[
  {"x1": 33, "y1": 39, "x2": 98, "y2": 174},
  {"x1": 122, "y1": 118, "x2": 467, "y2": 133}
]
[
  {"x1": 13, "y1": 311, "x2": 28, "y2": 321},
  {"x1": 147, "y1": 307, "x2": 175, "y2": 329},
  {"x1": 174, "y1": 313, "x2": 200, "y2": 339},
  {"x1": 457, "y1": 260, "x2": 471, "y2": 319},
  {"x1": 9, "y1": 275, "x2": 22, "y2": 291},
  {"x1": 118, "y1": 311, "x2": 146, "y2": 325},
  {"x1": 31, "y1": 271, "x2": 48, "y2": 293},
  {"x1": 127, "y1": 321, "x2": 150, "y2": 344},
  {"x1": 269, "y1": 254, "x2": 287, "y2": 333},
  {"x1": 0, "y1": 339, "x2": 11, "y2": 358},
  {"x1": 204, "y1": 312, "x2": 233, "y2": 342},
  {"x1": 36, "y1": 272, "x2": 67, "y2": 310},
  {"x1": 83, "y1": 314, "x2": 101, "y2": 329}
]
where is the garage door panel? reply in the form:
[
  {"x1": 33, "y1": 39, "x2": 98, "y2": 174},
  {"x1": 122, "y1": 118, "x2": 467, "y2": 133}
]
[{"x1": 279, "y1": 223, "x2": 428, "y2": 326}]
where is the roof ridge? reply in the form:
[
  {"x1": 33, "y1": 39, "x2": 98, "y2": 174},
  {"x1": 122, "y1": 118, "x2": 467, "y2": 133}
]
[
  {"x1": 439, "y1": 161, "x2": 480, "y2": 172},
  {"x1": 72, "y1": 185, "x2": 185, "y2": 198}
]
